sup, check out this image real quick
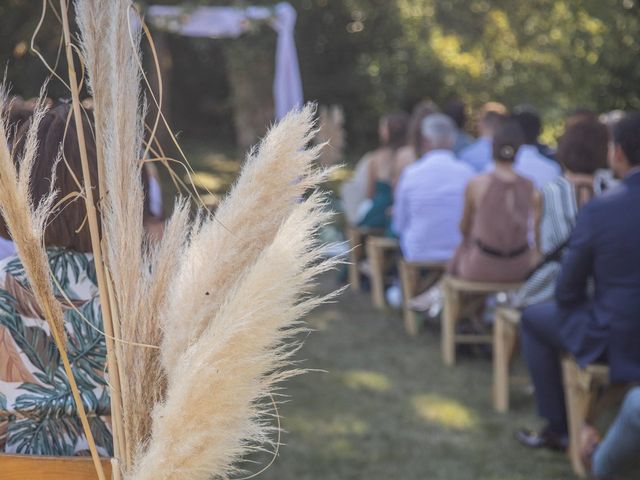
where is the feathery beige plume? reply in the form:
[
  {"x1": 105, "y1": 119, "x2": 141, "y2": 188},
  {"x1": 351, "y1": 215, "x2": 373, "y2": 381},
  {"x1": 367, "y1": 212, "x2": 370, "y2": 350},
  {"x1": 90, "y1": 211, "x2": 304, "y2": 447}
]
[{"x1": 160, "y1": 104, "x2": 325, "y2": 378}]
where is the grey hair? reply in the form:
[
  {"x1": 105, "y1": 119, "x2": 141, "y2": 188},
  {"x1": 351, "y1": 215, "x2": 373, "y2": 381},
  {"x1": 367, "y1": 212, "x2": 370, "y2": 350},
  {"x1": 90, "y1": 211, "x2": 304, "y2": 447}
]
[{"x1": 420, "y1": 113, "x2": 456, "y2": 149}]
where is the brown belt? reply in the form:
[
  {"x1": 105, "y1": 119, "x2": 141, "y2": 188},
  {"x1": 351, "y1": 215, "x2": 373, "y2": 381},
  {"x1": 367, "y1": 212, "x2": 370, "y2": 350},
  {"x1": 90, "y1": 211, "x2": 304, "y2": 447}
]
[{"x1": 474, "y1": 239, "x2": 529, "y2": 259}]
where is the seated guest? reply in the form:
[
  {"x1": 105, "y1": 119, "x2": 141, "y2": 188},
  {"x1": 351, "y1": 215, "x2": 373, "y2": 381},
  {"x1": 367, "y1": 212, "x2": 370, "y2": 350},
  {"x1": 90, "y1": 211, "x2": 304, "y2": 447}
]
[
  {"x1": 444, "y1": 99, "x2": 474, "y2": 155},
  {"x1": 514, "y1": 104, "x2": 556, "y2": 160},
  {"x1": 516, "y1": 112, "x2": 640, "y2": 452},
  {"x1": 448, "y1": 120, "x2": 534, "y2": 283},
  {"x1": 512, "y1": 118, "x2": 610, "y2": 308},
  {"x1": 357, "y1": 112, "x2": 409, "y2": 230},
  {"x1": 0, "y1": 103, "x2": 112, "y2": 456},
  {"x1": 582, "y1": 387, "x2": 640, "y2": 478},
  {"x1": 459, "y1": 102, "x2": 507, "y2": 172},
  {"x1": 395, "y1": 100, "x2": 439, "y2": 170},
  {"x1": 512, "y1": 108, "x2": 561, "y2": 189},
  {"x1": 392, "y1": 113, "x2": 474, "y2": 262}
]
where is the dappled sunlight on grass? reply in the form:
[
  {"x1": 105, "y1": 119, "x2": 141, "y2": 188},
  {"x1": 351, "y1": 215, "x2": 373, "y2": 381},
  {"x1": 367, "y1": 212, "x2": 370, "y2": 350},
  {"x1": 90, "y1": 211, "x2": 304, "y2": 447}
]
[
  {"x1": 411, "y1": 393, "x2": 477, "y2": 430},
  {"x1": 342, "y1": 369, "x2": 392, "y2": 393},
  {"x1": 286, "y1": 413, "x2": 369, "y2": 438}
]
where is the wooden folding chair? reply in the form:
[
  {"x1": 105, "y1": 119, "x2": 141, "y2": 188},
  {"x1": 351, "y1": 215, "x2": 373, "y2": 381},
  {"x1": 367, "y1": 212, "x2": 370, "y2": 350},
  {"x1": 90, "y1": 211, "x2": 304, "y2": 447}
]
[
  {"x1": 441, "y1": 276, "x2": 522, "y2": 366},
  {"x1": 365, "y1": 236, "x2": 399, "y2": 309},
  {"x1": 398, "y1": 260, "x2": 446, "y2": 336},
  {"x1": 562, "y1": 358, "x2": 614, "y2": 478},
  {"x1": 492, "y1": 307, "x2": 521, "y2": 412},
  {"x1": 0, "y1": 454, "x2": 112, "y2": 480},
  {"x1": 345, "y1": 226, "x2": 383, "y2": 292}
]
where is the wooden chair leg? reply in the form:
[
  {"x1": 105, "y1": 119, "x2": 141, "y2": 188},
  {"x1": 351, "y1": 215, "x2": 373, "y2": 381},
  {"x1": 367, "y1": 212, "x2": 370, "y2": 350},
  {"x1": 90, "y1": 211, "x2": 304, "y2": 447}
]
[
  {"x1": 367, "y1": 242, "x2": 386, "y2": 310},
  {"x1": 562, "y1": 358, "x2": 592, "y2": 478},
  {"x1": 346, "y1": 229, "x2": 362, "y2": 292},
  {"x1": 399, "y1": 260, "x2": 418, "y2": 336},
  {"x1": 442, "y1": 282, "x2": 459, "y2": 366},
  {"x1": 493, "y1": 311, "x2": 518, "y2": 413}
]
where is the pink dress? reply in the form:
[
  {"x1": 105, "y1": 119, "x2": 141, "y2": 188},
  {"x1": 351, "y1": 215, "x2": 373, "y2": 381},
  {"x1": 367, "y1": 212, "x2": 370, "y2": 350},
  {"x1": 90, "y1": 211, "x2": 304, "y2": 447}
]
[{"x1": 449, "y1": 171, "x2": 534, "y2": 283}]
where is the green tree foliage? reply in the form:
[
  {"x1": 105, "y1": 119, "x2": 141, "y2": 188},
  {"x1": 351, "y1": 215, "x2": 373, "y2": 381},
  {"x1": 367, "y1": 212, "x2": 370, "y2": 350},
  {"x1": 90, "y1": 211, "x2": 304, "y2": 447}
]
[{"x1": 1, "y1": 0, "x2": 639, "y2": 152}]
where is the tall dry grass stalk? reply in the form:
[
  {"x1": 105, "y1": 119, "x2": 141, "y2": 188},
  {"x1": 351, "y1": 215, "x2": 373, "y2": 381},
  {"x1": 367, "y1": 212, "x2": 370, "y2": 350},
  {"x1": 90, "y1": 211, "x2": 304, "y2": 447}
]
[
  {"x1": 0, "y1": 90, "x2": 106, "y2": 480},
  {"x1": 160, "y1": 105, "x2": 325, "y2": 379},
  {"x1": 75, "y1": 0, "x2": 191, "y2": 470}
]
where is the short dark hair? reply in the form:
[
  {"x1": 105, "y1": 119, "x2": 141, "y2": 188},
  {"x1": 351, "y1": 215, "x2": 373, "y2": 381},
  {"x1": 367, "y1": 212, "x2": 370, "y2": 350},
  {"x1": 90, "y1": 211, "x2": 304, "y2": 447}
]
[
  {"x1": 492, "y1": 120, "x2": 525, "y2": 163},
  {"x1": 557, "y1": 120, "x2": 608, "y2": 174},
  {"x1": 443, "y1": 99, "x2": 466, "y2": 129},
  {"x1": 0, "y1": 103, "x2": 100, "y2": 252},
  {"x1": 613, "y1": 111, "x2": 640, "y2": 166},
  {"x1": 513, "y1": 107, "x2": 542, "y2": 144}
]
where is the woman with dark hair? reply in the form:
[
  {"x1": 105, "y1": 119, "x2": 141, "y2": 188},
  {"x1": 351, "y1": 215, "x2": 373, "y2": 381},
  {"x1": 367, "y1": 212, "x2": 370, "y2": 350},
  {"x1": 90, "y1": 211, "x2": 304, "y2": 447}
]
[
  {"x1": 357, "y1": 112, "x2": 409, "y2": 229},
  {"x1": 0, "y1": 102, "x2": 114, "y2": 456},
  {"x1": 512, "y1": 118, "x2": 610, "y2": 307},
  {"x1": 449, "y1": 120, "x2": 534, "y2": 282}
]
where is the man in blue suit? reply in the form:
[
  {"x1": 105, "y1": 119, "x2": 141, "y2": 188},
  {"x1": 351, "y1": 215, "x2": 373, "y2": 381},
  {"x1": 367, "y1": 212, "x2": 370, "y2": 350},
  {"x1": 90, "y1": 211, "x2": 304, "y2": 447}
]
[{"x1": 516, "y1": 112, "x2": 640, "y2": 451}]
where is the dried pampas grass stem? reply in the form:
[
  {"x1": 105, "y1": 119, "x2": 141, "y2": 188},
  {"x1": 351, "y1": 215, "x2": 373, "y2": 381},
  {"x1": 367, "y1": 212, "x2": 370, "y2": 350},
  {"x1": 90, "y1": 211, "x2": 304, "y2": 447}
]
[{"x1": 60, "y1": 0, "x2": 125, "y2": 475}]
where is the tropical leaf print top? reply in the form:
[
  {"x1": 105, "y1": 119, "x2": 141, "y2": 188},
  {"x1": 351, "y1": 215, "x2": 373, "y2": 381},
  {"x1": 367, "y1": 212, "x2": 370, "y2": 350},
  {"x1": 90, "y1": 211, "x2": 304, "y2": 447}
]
[{"x1": 0, "y1": 248, "x2": 112, "y2": 457}]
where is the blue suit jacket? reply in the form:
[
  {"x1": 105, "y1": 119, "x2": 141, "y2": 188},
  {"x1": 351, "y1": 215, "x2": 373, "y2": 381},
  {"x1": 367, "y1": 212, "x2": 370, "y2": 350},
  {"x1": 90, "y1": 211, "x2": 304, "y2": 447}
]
[{"x1": 556, "y1": 170, "x2": 640, "y2": 382}]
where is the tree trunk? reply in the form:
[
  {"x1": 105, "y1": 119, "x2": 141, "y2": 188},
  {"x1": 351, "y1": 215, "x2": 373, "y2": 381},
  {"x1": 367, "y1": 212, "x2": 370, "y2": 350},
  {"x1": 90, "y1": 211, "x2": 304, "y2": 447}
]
[{"x1": 223, "y1": 31, "x2": 275, "y2": 157}]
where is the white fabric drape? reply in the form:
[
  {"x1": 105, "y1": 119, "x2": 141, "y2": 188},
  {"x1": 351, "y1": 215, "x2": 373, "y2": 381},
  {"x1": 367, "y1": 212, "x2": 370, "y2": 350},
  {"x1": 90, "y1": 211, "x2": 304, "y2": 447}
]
[{"x1": 147, "y1": 2, "x2": 303, "y2": 119}]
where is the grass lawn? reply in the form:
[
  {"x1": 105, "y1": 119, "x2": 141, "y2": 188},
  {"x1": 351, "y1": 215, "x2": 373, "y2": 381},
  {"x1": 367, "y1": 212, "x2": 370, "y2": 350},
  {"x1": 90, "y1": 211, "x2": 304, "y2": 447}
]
[
  {"x1": 249, "y1": 274, "x2": 576, "y2": 480},
  {"x1": 166, "y1": 138, "x2": 577, "y2": 479}
]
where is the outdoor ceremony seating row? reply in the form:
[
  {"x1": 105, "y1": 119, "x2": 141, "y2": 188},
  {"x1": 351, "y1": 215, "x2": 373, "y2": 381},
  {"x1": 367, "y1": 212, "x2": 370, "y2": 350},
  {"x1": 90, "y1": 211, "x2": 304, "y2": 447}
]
[{"x1": 345, "y1": 229, "x2": 632, "y2": 479}]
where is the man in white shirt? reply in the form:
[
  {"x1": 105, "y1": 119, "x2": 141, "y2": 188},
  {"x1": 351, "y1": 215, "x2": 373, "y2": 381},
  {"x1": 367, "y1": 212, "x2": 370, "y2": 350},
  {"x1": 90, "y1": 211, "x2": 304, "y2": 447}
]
[
  {"x1": 459, "y1": 102, "x2": 507, "y2": 172},
  {"x1": 392, "y1": 114, "x2": 475, "y2": 262}
]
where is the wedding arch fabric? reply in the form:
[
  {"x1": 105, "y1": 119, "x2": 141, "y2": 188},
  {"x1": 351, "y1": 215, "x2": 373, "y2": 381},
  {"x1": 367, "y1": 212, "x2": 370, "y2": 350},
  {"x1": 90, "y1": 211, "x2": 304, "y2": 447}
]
[{"x1": 147, "y1": 2, "x2": 303, "y2": 119}]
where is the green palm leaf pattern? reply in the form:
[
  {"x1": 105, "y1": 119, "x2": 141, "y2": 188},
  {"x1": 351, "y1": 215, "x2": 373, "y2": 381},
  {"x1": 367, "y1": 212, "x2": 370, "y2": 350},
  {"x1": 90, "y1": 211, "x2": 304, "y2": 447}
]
[
  {"x1": 0, "y1": 290, "x2": 59, "y2": 382},
  {"x1": 0, "y1": 249, "x2": 112, "y2": 456},
  {"x1": 65, "y1": 299, "x2": 108, "y2": 391},
  {"x1": 7, "y1": 414, "x2": 82, "y2": 456},
  {"x1": 5, "y1": 248, "x2": 94, "y2": 299}
]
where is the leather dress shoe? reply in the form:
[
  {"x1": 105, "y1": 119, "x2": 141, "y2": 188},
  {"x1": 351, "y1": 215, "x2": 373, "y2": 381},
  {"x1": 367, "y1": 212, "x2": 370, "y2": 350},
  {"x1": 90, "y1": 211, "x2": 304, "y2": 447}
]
[{"x1": 515, "y1": 427, "x2": 568, "y2": 452}]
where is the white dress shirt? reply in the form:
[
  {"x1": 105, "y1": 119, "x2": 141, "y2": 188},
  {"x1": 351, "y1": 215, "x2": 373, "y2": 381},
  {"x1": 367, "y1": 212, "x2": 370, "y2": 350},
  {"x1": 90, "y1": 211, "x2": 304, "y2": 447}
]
[
  {"x1": 392, "y1": 150, "x2": 475, "y2": 262},
  {"x1": 513, "y1": 145, "x2": 561, "y2": 190}
]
